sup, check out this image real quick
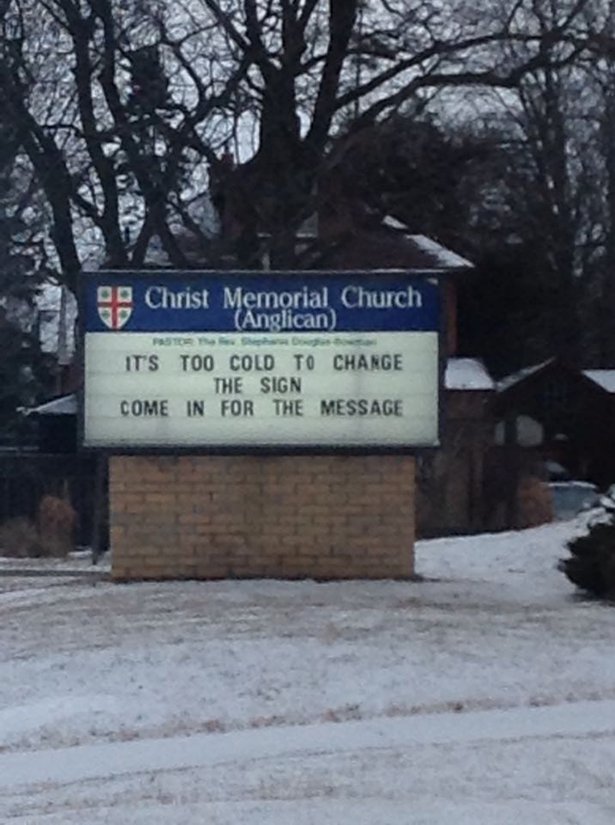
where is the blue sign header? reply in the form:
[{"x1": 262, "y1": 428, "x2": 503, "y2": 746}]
[{"x1": 83, "y1": 271, "x2": 440, "y2": 334}]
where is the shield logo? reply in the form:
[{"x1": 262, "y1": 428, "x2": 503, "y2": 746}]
[{"x1": 97, "y1": 286, "x2": 133, "y2": 330}]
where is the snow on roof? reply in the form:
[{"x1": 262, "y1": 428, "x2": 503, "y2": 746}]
[
  {"x1": 445, "y1": 358, "x2": 494, "y2": 391},
  {"x1": 408, "y1": 235, "x2": 474, "y2": 270},
  {"x1": 381, "y1": 217, "x2": 474, "y2": 269},
  {"x1": 583, "y1": 370, "x2": 615, "y2": 393},
  {"x1": 382, "y1": 215, "x2": 409, "y2": 231},
  {"x1": 496, "y1": 359, "x2": 554, "y2": 392},
  {"x1": 26, "y1": 394, "x2": 77, "y2": 416}
]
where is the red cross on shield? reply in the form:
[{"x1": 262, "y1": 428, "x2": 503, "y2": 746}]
[{"x1": 97, "y1": 286, "x2": 133, "y2": 330}]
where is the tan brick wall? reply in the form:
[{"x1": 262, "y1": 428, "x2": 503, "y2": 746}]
[{"x1": 109, "y1": 455, "x2": 415, "y2": 580}]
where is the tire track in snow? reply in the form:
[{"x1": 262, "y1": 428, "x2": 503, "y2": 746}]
[{"x1": 1, "y1": 698, "x2": 615, "y2": 790}]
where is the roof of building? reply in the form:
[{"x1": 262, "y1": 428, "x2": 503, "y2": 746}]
[
  {"x1": 26, "y1": 394, "x2": 77, "y2": 416},
  {"x1": 445, "y1": 358, "x2": 494, "y2": 391},
  {"x1": 583, "y1": 371, "x2": 615, "y2": 393},
  {"x1": 497, "y1": 360, "x2": 615, "y2": 396},
  {"x1": 382, "y1": 218, "x2": 474, "y2": 269},
  {"x1": 312, "y1": 217, "x2": 474, "y2": 272},
  {"x1": 496, "y1": 359, "x2": 555, "y2": 393}
]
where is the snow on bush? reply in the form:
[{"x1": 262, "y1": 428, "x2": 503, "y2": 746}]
[{"x1": 558, "y1": 485, "x2": 615, "y2": 599}]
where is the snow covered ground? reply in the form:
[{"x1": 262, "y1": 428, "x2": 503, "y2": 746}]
[{"x1": 2, "y1": 520, "x2": 615, "y2": 823}]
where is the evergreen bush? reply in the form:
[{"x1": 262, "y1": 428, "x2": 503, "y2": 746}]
[{"x1": 558, "y1": 488, "x2": 615, "y2": 599}]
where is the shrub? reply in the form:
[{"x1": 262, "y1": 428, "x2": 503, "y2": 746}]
[
  {"x1": 0, "y1": 494, "x2": 77, "y2": 559},
  {"x1": 559, "y1": 487, "x2": 615, "y2": 599},
  {"x1": 36, "y1": 495, "x2": 77, "y2": 558},
  {"x1": 0, "y1": 517, "x2": 45, "y2": 558}
]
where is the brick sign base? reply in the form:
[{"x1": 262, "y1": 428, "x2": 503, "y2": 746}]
[{"x1": 109, "y1": 455, "x2": 416, "y2": 581}]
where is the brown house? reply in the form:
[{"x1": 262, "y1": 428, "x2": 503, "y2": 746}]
[
  {"x1": 494, "y1": 358, "x2": 615, "y2": 489},
  {"x1": 416, "y1": 358, "x2": 495, "y2": 537}
]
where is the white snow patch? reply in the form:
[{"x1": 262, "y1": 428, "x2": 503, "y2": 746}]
[
  {"x1": 497, "y1": 358, "x2": 554, "y2": 392},
  {"x1": 408, "y1": 234, "x2": 474, "y2": 269},
  {"x1": 381, "y1": 218, "x2": 474, "y2": 269},
  {"x1": 583, "y1": 370, "x2": 615, "y2": 393},
  {"x1": 1, "y1": 698, "x2": 614, "y2": 789},
  {"x1": 25, "y1": 393, "x2": 77, "y2": 416},
  {"x1": 445, "y1": 357, "x2": 494, "y2": 390},
  {"x1": 2, "y1": 520, "x2": 615, "y2": 823}
]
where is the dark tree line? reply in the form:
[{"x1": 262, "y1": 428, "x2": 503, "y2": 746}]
[
  {"x1": 0, "y1": 43, "x2": 54, "y2": 438},
  {"x1": 0, "y1": 0, "x2": 613, "y2": 375}
]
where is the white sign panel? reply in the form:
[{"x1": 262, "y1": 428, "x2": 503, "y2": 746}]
[{"x1": 82, "y1": 272, "x2": 441, "y2": 450}]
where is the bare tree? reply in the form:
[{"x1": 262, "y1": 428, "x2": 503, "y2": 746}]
[
  {"x1": 0, "y1": 0, "x2": 244, "y2": 288},
  {"x1": 0, "y1": 0, "x2": 604, "y2": 284},
  {"x1": 198, "y1": 0, "x2": 601, "y2": 265},
  {"x1": 425, "y1": 0, "x2": 615, "y2": 367},
  {"x1": 590, "y1": 0, "x2": 615, "y2": 363}
]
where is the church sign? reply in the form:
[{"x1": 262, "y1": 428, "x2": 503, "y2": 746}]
[{"x1": 81, "y1": 271, "x2": 441, "y2": 450}]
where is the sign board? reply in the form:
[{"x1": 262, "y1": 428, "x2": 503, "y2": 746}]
[{"x1": 81, "y1": 271, "x2": 441, "y2": 450}]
